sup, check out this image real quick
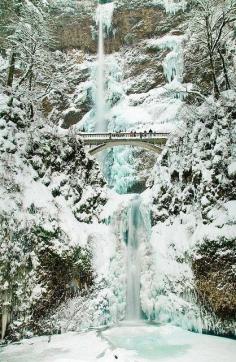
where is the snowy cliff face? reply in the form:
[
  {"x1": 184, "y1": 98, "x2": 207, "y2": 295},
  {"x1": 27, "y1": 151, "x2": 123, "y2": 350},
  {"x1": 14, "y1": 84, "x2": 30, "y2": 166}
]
[
  {"x1": 0, "y1": 94, "x2": 108, "y2": 340},
  {"x1": 147, "y1": 92, "x2": 236, "y2": 336}
]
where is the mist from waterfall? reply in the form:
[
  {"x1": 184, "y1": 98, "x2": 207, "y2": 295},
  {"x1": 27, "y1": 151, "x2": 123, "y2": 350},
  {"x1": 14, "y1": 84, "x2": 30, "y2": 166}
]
[{"x1": 126, "y1": 196, "x2": 143, "y2": 320}]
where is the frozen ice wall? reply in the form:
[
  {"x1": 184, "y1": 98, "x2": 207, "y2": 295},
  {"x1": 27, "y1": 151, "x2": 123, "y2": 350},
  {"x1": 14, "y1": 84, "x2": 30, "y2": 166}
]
[
  {"x1": 152, "y1": 0, "x2": 188, "y2": 14},
  {"x1": 146, "y1": 35, "x2": 191, "y2": 100},
  {"x1": 139, "y1": 190, "x2": 203, "y2": 332},
  {"x1": 153, "y1": 35, "x2": 184, "y2": 83}
]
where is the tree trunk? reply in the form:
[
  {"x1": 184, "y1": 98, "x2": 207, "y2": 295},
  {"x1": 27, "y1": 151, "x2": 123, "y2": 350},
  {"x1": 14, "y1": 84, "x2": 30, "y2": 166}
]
[
  {"x1": 6, "y1": 51, "x2": 16, "y2": 89},
  {"x1": 205, "y1": 16, "x2": 220, "y2": 99},
  {"x1": 217, "y1": 47, "x2": 231, "y2": 90},
  {"x1": 28, "y1": 70, "x2": 34, "y2": 119},
  {"x1": 209, "y1": 54, "x2": 220, "y2": 99}
]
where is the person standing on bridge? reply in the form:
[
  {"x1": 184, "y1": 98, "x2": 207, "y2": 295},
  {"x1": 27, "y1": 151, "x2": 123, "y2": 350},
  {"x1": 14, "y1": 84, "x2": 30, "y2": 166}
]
[{"x1": 149, "y1": 129, "x2": 153, "y2": 136}]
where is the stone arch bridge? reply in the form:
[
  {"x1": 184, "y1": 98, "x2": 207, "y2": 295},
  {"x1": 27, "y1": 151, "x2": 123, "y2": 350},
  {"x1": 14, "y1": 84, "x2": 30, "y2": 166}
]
[{"x1": 79, "y1": 132, "x2": 169, "y2": 155}]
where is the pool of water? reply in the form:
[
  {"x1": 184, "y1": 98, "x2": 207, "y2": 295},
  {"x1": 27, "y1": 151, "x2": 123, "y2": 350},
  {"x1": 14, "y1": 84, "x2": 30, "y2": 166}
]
[{"x1": 102, "y1": 321, "x2": 236, "y2": 362}]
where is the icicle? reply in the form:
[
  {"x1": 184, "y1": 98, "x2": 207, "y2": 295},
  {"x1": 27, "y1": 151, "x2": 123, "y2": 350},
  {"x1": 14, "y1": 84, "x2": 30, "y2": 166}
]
[
  {"x1": 146, "y1": 35, "x2": 184, "y2": 84},
  {"x1": 163, "y1": 0, "x2": 187, "y2": 14}
]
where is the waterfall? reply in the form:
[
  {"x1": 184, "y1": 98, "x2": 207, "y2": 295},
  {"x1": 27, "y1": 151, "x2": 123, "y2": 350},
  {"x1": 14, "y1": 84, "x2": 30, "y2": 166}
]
[
  {"x1": 95, "y1": 2, "x2": 114, "y2": 132},
  {"x1": 125, "y1": 196, "x2": 143, "y2": 320},
  {"x1": 95, "y1": 5, "x2": 106, "y2": 132}
]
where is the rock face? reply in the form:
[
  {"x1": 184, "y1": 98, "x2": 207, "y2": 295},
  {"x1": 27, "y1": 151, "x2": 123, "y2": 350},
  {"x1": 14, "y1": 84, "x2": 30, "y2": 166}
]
[
  {"x1": 55, "y1": 15, "x2": 97, "y2": 53},
  {"x1": 110, "y1": 7, "x2": 185, "y2": 52},
  {"x1": 122, "y1": 45, "x2": 167, "y2": 93},
  {"x1": 54, "y1": 5, "x2": 186, "y2": 53},
  {"x1": 40, "y1": 50, "x2": 93, "y2": 127},
  {"x1": 193, "y1": 237, "x2": 236, "y2": 335}
]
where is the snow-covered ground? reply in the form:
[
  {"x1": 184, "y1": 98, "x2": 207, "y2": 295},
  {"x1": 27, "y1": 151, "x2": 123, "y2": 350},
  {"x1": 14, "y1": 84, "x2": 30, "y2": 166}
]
[{"x1": 1, "y1": 324, "x2": 236, "y2": 362}]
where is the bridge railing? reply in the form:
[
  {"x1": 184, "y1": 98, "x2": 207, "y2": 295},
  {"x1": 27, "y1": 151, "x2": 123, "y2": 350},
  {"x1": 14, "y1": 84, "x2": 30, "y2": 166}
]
[{"x1": 78, "y1": 132, "x2": 169, "y2": 139}]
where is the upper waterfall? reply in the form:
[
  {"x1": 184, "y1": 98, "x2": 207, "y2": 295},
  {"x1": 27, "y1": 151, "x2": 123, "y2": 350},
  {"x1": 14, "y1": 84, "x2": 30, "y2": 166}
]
[
  {"x1": 96, "y1": 6, "x2": 105, "y2": 132},
  {"x1": 95, "y1": 2, "x2": 114, "y2": 132}
]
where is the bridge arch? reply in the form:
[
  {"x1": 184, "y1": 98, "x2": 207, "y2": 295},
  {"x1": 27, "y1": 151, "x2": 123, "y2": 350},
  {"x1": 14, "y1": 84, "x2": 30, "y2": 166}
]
[{"x1": 89, "y1": 139, "x2": 163, "y2": 156}]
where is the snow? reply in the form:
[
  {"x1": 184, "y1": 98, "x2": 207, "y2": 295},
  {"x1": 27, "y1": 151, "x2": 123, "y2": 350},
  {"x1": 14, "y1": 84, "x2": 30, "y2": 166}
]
[
  {"x1": 90, "y1": 223, "x2": 116, "y2": 278},
  {"x1": 56, "y1": 196, "x2": 89, "y2": 247},
  {"x1": 0, "y1": 93, "x2": 8, "y2": 108},
  {"x1": 147, "y1": 35, "x2": 184, "y2": 51},
  {"x1": 14, "y1": 169, "x2": 96, "y2": 248},
  {"x1": 228, "y1": 161, "x2": 236, "y2": 176},
  {"x1": 100, "y1": 190, "x2": 134, "y2": 220},
  {"x1": 193, "y1": 224, "x2": 236, "y2": 244},
  {"x1": 1, "y1": 0, "x2": 235, "y2": 344},
  {"x1": 21, "y1": 177, "x2": 54, "y2": 210},
  {"x1": 220, "y1": 90, "x2": 236, "y2": 106},
  {"x1": 0, "y1": 331, "x2": 109, "y2": 362},
  {"x1": 1, "y1": 324, "x2": 236, "y2": 362}
]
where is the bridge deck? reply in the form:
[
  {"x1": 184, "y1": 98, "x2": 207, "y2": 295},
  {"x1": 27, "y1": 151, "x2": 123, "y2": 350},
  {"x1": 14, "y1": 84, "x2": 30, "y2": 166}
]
[
  {"x1": 79, "y1": 132, "x2": 169, "y2": 146},
  {"x1": 77, "y1": 132, "x2": 169, "y2": 155}
]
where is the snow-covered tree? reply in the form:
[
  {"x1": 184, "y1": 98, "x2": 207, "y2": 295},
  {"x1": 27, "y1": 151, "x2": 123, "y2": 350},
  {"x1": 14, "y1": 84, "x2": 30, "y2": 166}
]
[
  {"x1": 2, "y1": 1, "x2": 56, "y2": 118},
  {"x1": 187, "y1": 0, "x2": 236, "y2": 98}
]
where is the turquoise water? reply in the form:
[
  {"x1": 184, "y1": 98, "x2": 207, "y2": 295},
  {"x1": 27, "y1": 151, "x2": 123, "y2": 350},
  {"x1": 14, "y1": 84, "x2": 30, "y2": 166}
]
[
  {"x1": 107, "y1": 331, "x2": 189, "y2": 359},
  {"x1": 102, "y1": 322, "x2": 236, "y2": 361}
]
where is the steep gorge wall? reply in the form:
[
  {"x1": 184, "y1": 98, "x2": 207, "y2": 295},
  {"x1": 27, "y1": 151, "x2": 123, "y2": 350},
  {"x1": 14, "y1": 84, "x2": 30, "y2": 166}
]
[
  {"x1": 148, "y1": 92, "x2": 236, "y2": 336},
  {"x1": 54, "y1": 3, "x2": 186, "y2": 53}
]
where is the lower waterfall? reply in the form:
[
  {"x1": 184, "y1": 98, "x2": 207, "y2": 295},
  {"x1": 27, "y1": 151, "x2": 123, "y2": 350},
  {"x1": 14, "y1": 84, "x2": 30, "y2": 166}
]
[
  {"x1": 125, "y1": 195, "x2": 149, "y2": 320},
  {"x1": 126, "y1": 196, "x2": 141, "y2": 320}
]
